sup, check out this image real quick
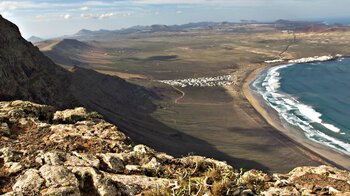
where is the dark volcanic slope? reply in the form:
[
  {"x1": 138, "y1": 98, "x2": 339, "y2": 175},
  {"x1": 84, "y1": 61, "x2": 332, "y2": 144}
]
[
  {"x1": 0, "y1": 16, "x2": 74, "y2": 107},
  {"x1": 42, "y1": 39, "x2": 94, "y2": 66},
  {"x1": 54, "y1": 39, "x2": 92, "y2": 50},
  {"x1": 0, "y1": 15, "x2": 156, "y2": 113}
]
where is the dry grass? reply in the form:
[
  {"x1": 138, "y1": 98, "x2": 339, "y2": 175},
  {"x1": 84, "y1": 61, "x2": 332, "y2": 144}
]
[{"x1": 142, "y1": 158, "x2": 240, "y2": 195}]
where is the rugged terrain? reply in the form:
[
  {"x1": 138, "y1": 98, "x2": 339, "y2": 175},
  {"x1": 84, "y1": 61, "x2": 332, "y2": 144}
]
[
  {"x1": 0, "y1": 15, "x2": 177, "y2": 163},
  {"x1": 0, "y1": 11, "x2": 350, "y2": 196},
  {"x1": 5, "y1": 10, "x2": 350, "y2": 172},
  {"x1": 34, "y1": 17, "x2": 350, "y2": 172},
  {"x1": 1, "y1": 100, "x2": 350, "y2": 195}
]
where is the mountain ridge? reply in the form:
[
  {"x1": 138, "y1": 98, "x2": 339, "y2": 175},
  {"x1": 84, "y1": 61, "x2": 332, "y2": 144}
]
[{"x1": 38, "y1": 39, "x2": 95, "y2": 66}]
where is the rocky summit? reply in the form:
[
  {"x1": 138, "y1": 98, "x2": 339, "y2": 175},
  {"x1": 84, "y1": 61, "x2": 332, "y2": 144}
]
[{"x1": 0, "y1": 100, "x2": 349, "y2": 195}]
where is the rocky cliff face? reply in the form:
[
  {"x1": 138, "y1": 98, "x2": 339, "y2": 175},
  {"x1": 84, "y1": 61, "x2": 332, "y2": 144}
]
[
  {"x1": 0, "y1": 15, "x2": 75, "y2": 107},
  {"x1": 0, "y1": 15, "x2": 159, "y2": 147},
  {"x1": 0, "y1": 100, "x2": 349, "y2": 195},
  {"x1": 0, "y1": 15, "x2": 156, "y2": 110}
]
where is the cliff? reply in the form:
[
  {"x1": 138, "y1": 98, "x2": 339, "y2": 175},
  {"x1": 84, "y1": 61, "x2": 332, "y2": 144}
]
[
  {"x1": 0, "y1": 100, "x2": 350, "y2": 195},
  {"x1": 0, "y1": 15, "x2": 74, "y2": 107},
  {"x1": 1, "y1": 14, "x2": 350, "y2": 196},
  {"x1": 0, "y1": 15, "x2": 165, "y2": 155}
]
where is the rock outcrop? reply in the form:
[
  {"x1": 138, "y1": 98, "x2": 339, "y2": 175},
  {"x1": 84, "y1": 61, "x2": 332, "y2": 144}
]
[
  {"x1": 0, "y1": 15, "x2": 74, "y2": 107},
  {"x1": 0, "y1": 100, "x2": 350, "y2": 195}
]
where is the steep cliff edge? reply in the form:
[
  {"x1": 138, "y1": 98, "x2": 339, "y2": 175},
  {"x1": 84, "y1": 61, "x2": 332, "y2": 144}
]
[
  {"x1": 0, "y1": 15, "x2": 74, "y2": 107},
  {"x1": 0, "y1": 15, "x2": 156, "y2": 111},
  {"x1": 0, "y1": 15, "x2": 161, "y2": 151},
  {"x1": 0, "y1": 100, "x2": 350, "y2": 195}
]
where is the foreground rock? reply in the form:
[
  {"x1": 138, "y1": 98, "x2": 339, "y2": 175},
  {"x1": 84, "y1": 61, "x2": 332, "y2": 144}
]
[{"x1": 0, "y1": 100, "x2": 349, "y2": 195}]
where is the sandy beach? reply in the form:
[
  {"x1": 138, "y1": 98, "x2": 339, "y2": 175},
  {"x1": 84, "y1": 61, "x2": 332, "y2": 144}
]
[{"x1": 243, "y1": 65, "x2": 350, "y2": 170}]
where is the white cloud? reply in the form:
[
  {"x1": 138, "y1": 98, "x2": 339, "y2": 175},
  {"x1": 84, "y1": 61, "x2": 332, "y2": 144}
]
[
  {"x1": 63, "y1": 14, "x2": 71, "y2": 19},
  {"x1": 34, "y1": 13, "x2": 71, "y2": 21},
  {"x1": 0, "y1": 1, "x2": 19, "y2": 10},
  {"x1": 0, "y1": 1, "x2": 72, "y2": 11},
  {"x1": 81, "y1": 12, "x2": 132, "y2": 20},
  {"x1": 134, "y1": 0, "x2": 273, "y2": 6},
  {"x1": 176, "y1": 10, "x2": 182, "y2": 14},
  {"x1": 80, "y1": 6, "x2": 90, "y2": 11},
  {"x1": 83, "y1": 1, "x2": 111, "y2": 6},
  {"x1": 0, "y1": 1, "x2": 116, "y2": 11},
  {"x1": 0, "y1": 0, "x2": 268, "y2": 11},
  {"x1": 35, "y1": 14, "x2": 49, "y2": 21}
]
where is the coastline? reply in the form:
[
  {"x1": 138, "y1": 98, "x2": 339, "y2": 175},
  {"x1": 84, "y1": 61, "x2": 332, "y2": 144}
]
[{"x1": 242, "y1": 65, "x2": 350, "y2": 170}]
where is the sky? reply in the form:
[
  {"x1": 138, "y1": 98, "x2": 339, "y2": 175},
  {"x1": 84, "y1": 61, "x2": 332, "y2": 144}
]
[{"x1": 0, "y1": 0, "x2": 350, "y2": 38}]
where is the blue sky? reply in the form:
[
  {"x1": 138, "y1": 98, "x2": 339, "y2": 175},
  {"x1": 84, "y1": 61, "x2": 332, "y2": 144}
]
[{"x1": 1, "y1": 0, "x2": 349, "y2": 38}]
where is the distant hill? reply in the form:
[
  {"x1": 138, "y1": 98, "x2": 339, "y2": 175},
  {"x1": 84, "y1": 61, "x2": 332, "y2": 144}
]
[
  {"x1": 52, "y1": 39, "x2": 92, "y2": 51},
  {"x1": 74, "y1": 28, "x2": 113, "y2": 37},
  {"x1": 273, "y1": 19, "x2": 325, "y2": 30},
  {"x1": 69, "y1": 22, "x2": 237, "y2": 39},
  {"x1": 66, "y1": 20, "x2": 338, "y2": 40},
  {"x1": 27, "y1": 36, "x2": 43, "y2": 43},
  {"x1": 37, "y1": 39, "x2": 95, "y2": 66}
]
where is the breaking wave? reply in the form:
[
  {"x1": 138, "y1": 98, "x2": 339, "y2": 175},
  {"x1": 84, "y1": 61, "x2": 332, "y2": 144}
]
[{"x1": 252, "y1": 63, "x2": 350, "y2": 155}]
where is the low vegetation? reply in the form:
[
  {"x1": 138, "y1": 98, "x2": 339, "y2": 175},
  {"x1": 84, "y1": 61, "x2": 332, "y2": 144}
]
[{"x1": 1, "y1": 100, "x2": 350, "y2": 195}]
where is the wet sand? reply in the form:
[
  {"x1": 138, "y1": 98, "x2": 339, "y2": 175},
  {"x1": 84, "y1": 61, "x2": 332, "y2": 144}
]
[{"x1": 243, "y1": 66, "x2": 350, "y2": 170}]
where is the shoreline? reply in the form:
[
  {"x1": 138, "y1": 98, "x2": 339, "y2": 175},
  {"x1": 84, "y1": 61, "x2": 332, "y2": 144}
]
[{"x1": 242, "y1": 65, "x2": 350, "y2": 170}]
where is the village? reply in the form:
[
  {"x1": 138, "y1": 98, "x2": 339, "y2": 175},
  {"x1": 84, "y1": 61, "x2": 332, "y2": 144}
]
[
  {"x1": 264, "y1": 55, "x2": 342, "y2": 64},
  {"x1": 288, "y1": 55, "x2": 336, "y2": 63},
  {"x1": 158, "y1": 74, "x2": 236, "y2": 87}
]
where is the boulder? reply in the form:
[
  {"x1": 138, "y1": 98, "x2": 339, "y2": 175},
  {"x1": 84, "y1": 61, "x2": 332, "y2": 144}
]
[
  {"x1": 4, "y1": 162, "x2": 23, "y2": 174},
  {"x1": 12, "y1": 169, "x2": 45, "y2": 194},
  {"x1": 39, "y1": 165, "x2": 79, "y2": 193},
  {"x1": 53, "y1": 107, "x2": 88, "y2": 124},
  {"x1": 99, "y1": 153, "x2": 124, "y2": 173},
  {"x1": 0, "y1": 122, "x2": 10, "y2": 136}
]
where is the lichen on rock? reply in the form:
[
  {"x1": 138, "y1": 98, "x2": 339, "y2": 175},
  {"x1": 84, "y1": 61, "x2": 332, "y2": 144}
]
[{"x1": 0, "y1": 100, "x2": 350, "y2": 195}]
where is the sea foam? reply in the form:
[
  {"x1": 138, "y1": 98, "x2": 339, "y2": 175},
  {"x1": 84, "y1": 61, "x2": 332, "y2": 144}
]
[{"x1": 253, "y1": 63, "x2": 350, "y2": 154}]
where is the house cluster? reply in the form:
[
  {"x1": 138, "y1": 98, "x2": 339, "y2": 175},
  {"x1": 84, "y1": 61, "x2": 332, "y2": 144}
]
[
  {"x1": 158, "y1": 75, "x2": 235, "y2": 87},
  {"x1": 264, "y1": 54, "x2": 343, "y2": 64},
  {"x1": 288, "y1": 55, "x2": 335, "y2": 63},
  {"x1": 264, "y1": 59, "x2": 284, "y2": 63}
]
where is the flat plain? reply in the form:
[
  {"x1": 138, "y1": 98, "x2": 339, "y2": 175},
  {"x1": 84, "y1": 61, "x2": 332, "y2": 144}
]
[{"x1": 38, "y1": 25, "x2": 350, "y2": 172}]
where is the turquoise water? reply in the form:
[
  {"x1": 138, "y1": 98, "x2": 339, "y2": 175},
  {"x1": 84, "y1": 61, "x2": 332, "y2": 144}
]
[{"x1": 252, "y1": 57, "x2": 350, "y2": 155}]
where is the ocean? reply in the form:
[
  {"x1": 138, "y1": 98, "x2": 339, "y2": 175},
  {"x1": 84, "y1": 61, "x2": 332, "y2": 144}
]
[{"x1": 252, "y1": 57, "x2": 350, "y2": 155}]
